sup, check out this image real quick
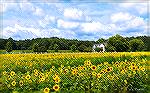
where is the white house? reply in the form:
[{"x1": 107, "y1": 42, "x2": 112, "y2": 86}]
[{"x1": 93, "y1": 44, "x2": 105, "y2": 52}]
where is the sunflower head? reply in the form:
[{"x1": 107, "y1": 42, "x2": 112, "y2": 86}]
[
  {"x1": 71, "y1": 69, "x2": 78, "y2": 75},
  {"x1": 53, "y1": 84, "x2": 60, "y2": 91},
  {"x1": 19, "y1": 80, "x2": 23, "y2": 86},
  {"x1": 10, "y1": 71, "x2": 15, "y2": 76},
  {"x1": 96, "y1": 73, "x2": 102, "y2": 78},
  {"x1": 54, "y1": 77, "x2": 61, "y2": 83},
  {"x1": 91, "y1": 65, "x2": 97, "y2": 70},
  {"x1": 44, "y1": 87, "x2": 50, "y2": 93},
  {"x1": 25, "y1": 74, "x2": 31, "y2": 80},
  {"x1": 11, "y1": 81, "x2": 16, "y2": 86}
]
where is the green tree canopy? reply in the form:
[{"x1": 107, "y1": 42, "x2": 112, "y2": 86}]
[
  {"x1": 129, "y1": 39, "x2": 144, "y2": 52},
  {"x1": 6, "y1": 41, "x2": 13, "y2": 52},
  {"x1": 53, "y1": 44, "x2": 59, "y2": 52},
  {"x1": 107, "y1": 34, "x2": 129, "y2": 52},
  {"x1": 70, "y1": 44, "x2": 77, "y2": 52}
]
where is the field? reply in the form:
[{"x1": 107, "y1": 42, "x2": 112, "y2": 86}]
[{"x1": 0, "y1": 52, "x2": 150, "y2": 93}]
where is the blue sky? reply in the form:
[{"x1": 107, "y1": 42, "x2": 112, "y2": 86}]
[{"x1": 1, "y1": 0, "x2": 149, "y2": 41}]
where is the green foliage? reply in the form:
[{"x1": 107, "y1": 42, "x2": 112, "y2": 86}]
[
  {"x1": 71, "y1": 44, "x2": 77, "y2": 52},
  {"x1": 94, "y1": 47, "x2": 103, "y2": 52},
  {"x1": 6, "y1": 41, "x2": 13, "y2": 52},
  {"x1": 129, "y1": 39, "x2": 144, "y2": 52},
  {"x1": 0, "y1": 35, "x2": 150, "y2": 52},
  {"x1": 32, "y1": 43, "x2": 39, "y2": 52},
  {"x1": 32, "y1": 43, "x2": 47, "y2": 52},
  {"x1": 78, "y1": 44, "x2": 87, "y2": 52},
  {"x1": 107, "y1": 34, "x2": 129, "y2": 52},
  {"x1": 53, "y1": 44, "x2": 59, "y2": 52},
  {"x1": 84, "y1": 47, "x2": 92, "y2": 52},
  {"x1": 96, "y1": 38, "x2": 105, "y2": 43},
  {"x1": 106, "y1": 45, "x2": 116, "y2": 52}
]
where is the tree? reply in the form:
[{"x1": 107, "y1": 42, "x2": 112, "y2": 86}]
[
  {"x1": 53, "y1": 44, "x2": 59, "y2": 52},
  {"x1": 78, "y1": 44, "x2": 87, "y2": 52},
  {"x1": 70, "y1": 44, "x2": 77, "y2": 52},
  {"x1": 6, "y1": 41, "x2": 13, "y2": 52},
  {"x1": 129, "y1": 39, "x2": 144, "y2": 52},
  {"x1": 106, "y1": 45, "x2": 116, "y2": 52},
  {"x1": 107, "y1": 34, "x2": 129, "y2": 52},
  {"x1": 96, "y1": 38, "x2": 105, "y2": 43},
  {"x1": 38, "y1": 46, "x2": 47, "y2": 52},
  {"x1": 84, "y1": 47, "x2": 92, "y2": 52},
  {"x1": 32, "y1": 43, "x2": 39, "y2": 52},
  {"x1": 94, "y1": 47, "x2": 103, "y2": 52}
]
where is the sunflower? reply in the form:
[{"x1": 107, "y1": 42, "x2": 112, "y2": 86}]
[
  {"x1": 71, "y1": 69, "x2": 78, "y2": 75},
  {"x1": 34, "y1": 69, "x2": 38, "y2": 73},
  {"x1": 11, "y1": 81, "x2": 16, "y2": 86},
  {"x1": 39, "y1": 77, "x2": 45, "y2": 82},
  {"x1": 92, "y1": 72, "x2": 97, "y2": 76},
  {"x1": 25, "y1": 74, "x2": 31, "y2": 80},
  {"x1": 53, "y1": 84, "x2": 60, "y2": 91},
  {"x1": 53, "y1": 74, "x2": 59, "y2": 80},
  {"x1": 19, "y1": 80, "x2": 23, "y2": 86},
  {"x1": 84, "y1": 60, "x2": 92, "y2": 66},
  {"x1": 63, "y1": 69, "x2": 68, "y2": 74},
  {"x1": 54, "y1": 77, "x2": 61, "y2": 83},
  {"x1": 106, "y1": 67, "x2": 113, "y2": 72},
  {"x1": 34, "y1": 72, "x2": 38, "y2": 77},
  {"x1": 91, "y1": 65, "x2": 97, "y2": 70},
  {"x1": 10, "y1": 71, "x2": 15, "y2": 76},
  {"x1": 2, "y1": 71, "x2": 7, "y2": 75},
  {"x1": 44, "y1": 87, "x2": 50, "y2": 93},
  {"x1": 130, "y1": 66, "x2": 137, "y2": 71},
  {"x1": 78, "y1": 66, "x2": 85, "y2": 71},
  {"x1": 140, "y1": 67, "x2": 145, "y2": 71},
  {"x1": 96, "y1": 73, "x2": 102, "y2": 78}
]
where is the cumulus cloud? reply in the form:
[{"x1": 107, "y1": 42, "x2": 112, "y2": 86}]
[
  {"x1": 39, "y1": 15, "x2": 55, "y2": 28},
  {"x1": 3, "y1": 24, "x2": 41, "y2": 39},
  {"x1": 64, "y1": 8, "x2": 83, "y2": 19},
  {"x1": 119, "y1": 3, "x2": 147, "y2": 15},
  {"x1": 57, "y1": 19, "x2": 79, "y2": 29},
  {"x1": 111, "y1": 12, "x2": 132, "y2": 23}
]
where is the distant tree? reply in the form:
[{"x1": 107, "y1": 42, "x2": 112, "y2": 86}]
[
  {"x1": 32, "y1": 43, "x2": 39, "y2": 52},
  {"x1": 6, "y1": 41, "x2": 13, "y2": 52},
  {"x1": 38, "y1": 46, "x2": 47, "y2": 52},
  {"x1": 71, "y1": 44, "x2": 77, "y2": 52},
  {"x1": 84, "y1": 47, "x2": 92, "y2": 52},
  {"x1": 78, "y1": 44, "x2": 87, "y2": 52},
  {"x1": 107, "y1": 34, "x2": 129, "y2": 52},
  {"x1": 94, "y1": 47, "x2": 103, "y2": 52},
  {"x1": 106, "y1": 45, "x2": 116, "y2": 52},
  {"x1": 53, "y1": 44, "x2": 59, "y2": 52},
  {"x1": 129, "y1": 39, "x2": 144, "y2": 52},
  {"x1": 96, "y1": 38, "x2": 105, "y2": 43},
  {"x1": 49, "y1": 45, "x2": 53, "y2": 50}
]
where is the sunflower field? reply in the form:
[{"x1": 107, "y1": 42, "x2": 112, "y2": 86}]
[{"x1": 0, "y1": 52, "x2": 150, "y2": 93}]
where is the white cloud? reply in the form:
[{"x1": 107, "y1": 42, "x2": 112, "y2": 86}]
[
  {"x1": 81, "y1": 21, "x2": 108, "y2": 33},
  {"x1": 0, "y1": 2, "x2": 17, "y2": 13},
  {"x1": 57, "y1": 19, "x2": 79, "y2": 29},
  {"x1": 36, "y1": 28, "x2": 76, "y2": 39},
  {"x1": 119, "y1": 3, "x2": 147, "y2": 15},
  {"x1": 39, "y1": 15, "x2": 55, "y2": 28},
  {"x1": 19, "y1": 2, "x2": 34, "y2": 12},
  {"x1": 3, "y1": 24, "x2": 41, "y2": 39},
  {"x1": 33, "y1": 7, "x2": 44, "y2": 16},
  {"x1": 64, "y1": 8, "x2": 83, "y2": 19},
  {"x1": 111, "y1": 12, "x2": 132, "y2": 23}
]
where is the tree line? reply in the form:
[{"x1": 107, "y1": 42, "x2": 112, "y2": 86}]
[{"x1": 0, "y1": 35, "x2": 149, "y2": 53}]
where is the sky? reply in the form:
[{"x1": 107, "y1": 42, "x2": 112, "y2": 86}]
[{"x1": 0, "y1": 0, "x2": 149, "y2": 41}]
